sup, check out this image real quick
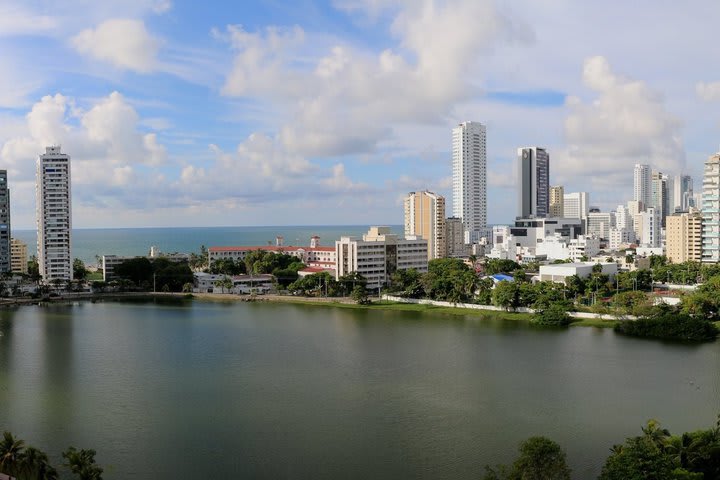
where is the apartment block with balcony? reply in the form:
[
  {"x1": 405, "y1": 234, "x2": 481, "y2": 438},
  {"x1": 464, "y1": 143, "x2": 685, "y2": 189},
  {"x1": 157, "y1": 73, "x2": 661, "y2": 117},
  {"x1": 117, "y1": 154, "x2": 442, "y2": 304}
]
[
  {"x1": 666, "y1": 208, "x2": 702, "y2": 264},
  {"x1": 335, "y1": 226, "x2": 428, "y2": 290},
  {"x1": 702, "y1": 153, "x2": 720, "y2": 263}
]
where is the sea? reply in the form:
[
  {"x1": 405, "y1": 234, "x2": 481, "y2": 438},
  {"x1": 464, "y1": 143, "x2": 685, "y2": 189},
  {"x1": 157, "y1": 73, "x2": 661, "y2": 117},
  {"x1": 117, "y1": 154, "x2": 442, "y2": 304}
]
[{"x1": 12, "y1": 225, "x2": 401, "y2": 267}]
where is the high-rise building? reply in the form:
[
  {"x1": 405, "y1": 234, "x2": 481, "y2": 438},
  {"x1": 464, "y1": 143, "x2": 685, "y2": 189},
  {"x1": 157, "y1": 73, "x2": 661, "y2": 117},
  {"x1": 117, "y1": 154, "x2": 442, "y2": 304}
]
[
  {"x1": 666, "y1": 209, "x2": 702, "y2": 264},
  {"x1": 517, "y1": 147, "x2": 549, "y2": 218},
  {"x1": 702, "y1": 153, "x2": 720, "y2": 263},
  {"x1": 10, "y1": 238, "x2": 27, "y2": 274},
  {"x1": 445, "y1": 217, "x2": 465, "y2": 257},
  {"x1": 651, "y1": 171, "x2": 669, "y2": 226},
  {"x1": 563, "y1": 192, "x2": 590, "y2": 220},
  {"x1": 36, "y1": 146, "x2": 72, "y2": 281},
  {"x1": 404, "y1": 191, "x2": 446, "y2": 260},
  {"x1": 452, "y1": 121, "x2": 486, "y2": 242},
  {"x1": 633, "y1": 164, "x2": 651, "y2": 211},
  {"x1": 673, "y1": 174, "x2": 694, "y2": 212},
  {"x1": 0, "y1": 171, "x2": 10, "y2": 273},
  {"x1": 549, "y1": 186, "x2": 564, "y2": 218}
]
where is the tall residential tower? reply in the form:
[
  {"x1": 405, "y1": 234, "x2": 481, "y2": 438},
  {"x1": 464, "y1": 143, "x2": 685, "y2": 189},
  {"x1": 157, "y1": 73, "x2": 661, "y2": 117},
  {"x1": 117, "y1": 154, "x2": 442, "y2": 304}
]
[
  {"x1": 0, "y1": 171, "x2": 10, "y2": 273},
  {"x1": 404, "y1": 190, "x2": 446, "y2": 260},
  {"x1": 517, "y1": 147, "x2": 550, "y2": 218},
  {"x1": 452, "y1": 121, "x2": 486, "y2": 243},
  {"x1": 633, "y1": 164, "x2": 651, "y2": 211},
  {"x1": 36, "y1": 146, "x2": 72, "y2": 281}
]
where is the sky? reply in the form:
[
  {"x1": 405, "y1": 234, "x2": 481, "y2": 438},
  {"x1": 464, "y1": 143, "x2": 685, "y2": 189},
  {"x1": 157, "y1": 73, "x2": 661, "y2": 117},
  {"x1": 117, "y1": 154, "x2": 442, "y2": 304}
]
[{"x1": 1, "y1": 0, "x2": 719, "y2": 229}]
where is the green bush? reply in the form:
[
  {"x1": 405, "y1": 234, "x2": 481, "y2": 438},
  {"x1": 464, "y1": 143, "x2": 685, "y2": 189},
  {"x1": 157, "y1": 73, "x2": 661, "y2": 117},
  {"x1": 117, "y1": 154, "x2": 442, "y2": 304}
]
[{"x1": 614, "y1": 313, "x2": 719, "y2": 342}]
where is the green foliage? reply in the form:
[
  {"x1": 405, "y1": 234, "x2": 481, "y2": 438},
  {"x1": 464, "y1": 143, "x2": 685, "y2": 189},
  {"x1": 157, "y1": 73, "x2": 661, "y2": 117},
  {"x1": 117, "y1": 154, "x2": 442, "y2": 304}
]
[
  {"x1": 599, "y1": 418, "x2": 720, "y2": 480},
  {"x1": 351, "y1": 284, "x2": 371, "y2": 305},
  {"x1": 73, "y1": 258, "x2": 88, "y2": 281},
  {"x1": 0, "y1": 431, "x2": 61, "y2": 480},
  {"x1": 422, "y1": 258, "x2": 478, "y2": 303},
  {"x1": 114, "y1": 257, "x2": 153, "y2": 286},
  {"x1": 208, "y1": 258, "x2": 246, "y2": 275},
  {"x1": 27, "y1": 256, "x2": 40, "y2": 282},
  {"x1": 613, "y1": 291, "x2": 653, "y2": 317},
  {"x1": 614, "y1": 311, "x2": 719, "y2": 342},
  {"x1": 483, "y1": 436, "x2": 571, "y2": 480},
  {"x1": 152, "y1": 258, "x2": 193, "y2": 292},
  {"x1": 389, "y1": 268, "x2": 424, "y2": 298},
  {"x1": 680, "y1": 276, "x2": 720, "y2": 320},
  {"x1": 288, "y1": 272, "x2": 340, "y2": 296},
  {"x1": 484, "y1": 259, "x2": 521, "y2": 276},
  {"x1": 115, "y1": 257, "x2": 193, "y2": 293},
  {"x1": 492, "y1": 280, "x2": 520, "y2": 311},
  {"x1": 244, "y1": 250, "x2": 304, "y2": 275},
  {"x1": 532, "y1": 303, "x2": 572, "y2": 327},
  {"x1": 62, "y1": 447, "x2": 103, "y2": 480}
]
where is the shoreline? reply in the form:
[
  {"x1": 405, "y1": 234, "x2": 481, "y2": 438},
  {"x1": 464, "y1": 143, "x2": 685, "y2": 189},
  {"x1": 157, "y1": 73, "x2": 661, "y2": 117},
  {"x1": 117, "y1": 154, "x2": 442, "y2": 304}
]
[
  {"x1": 10, "y1": 291, "x2": 717, "y2": 331},
  {"x1": 0, "y1": 291, "x2": 606, "y2": 326}
]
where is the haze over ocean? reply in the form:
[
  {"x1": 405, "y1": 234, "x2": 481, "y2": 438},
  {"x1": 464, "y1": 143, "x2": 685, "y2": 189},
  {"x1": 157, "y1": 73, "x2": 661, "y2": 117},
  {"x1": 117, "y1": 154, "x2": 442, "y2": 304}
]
[{"x1": 13, "y1": 226, "x2": 399, "y2": 266}]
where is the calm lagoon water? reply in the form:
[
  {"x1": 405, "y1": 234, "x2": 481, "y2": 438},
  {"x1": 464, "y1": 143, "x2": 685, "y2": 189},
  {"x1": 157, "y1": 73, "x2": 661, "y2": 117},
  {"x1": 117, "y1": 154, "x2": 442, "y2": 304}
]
[{"x1": 0, "y1": 300, "x2": 718, "y2": 479}]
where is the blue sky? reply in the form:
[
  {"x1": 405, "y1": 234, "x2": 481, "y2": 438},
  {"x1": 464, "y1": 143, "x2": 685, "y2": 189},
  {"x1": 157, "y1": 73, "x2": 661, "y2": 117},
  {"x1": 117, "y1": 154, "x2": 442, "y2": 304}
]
[{"x1": 1, "y1": 0, "x2": 719, "y2": 228}]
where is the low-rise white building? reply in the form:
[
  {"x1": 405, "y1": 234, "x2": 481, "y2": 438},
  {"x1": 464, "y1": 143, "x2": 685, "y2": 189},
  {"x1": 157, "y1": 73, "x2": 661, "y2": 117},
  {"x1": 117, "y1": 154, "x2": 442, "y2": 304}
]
[
  {"x1": 608, "y1": 227, "x2": 637, "y2": 250},
  {"x1": 193, "y1": 272, "x2": 274, "y2": 294},
  {"x1": 538, "y1": 262, "x2": 618, "y2": 283},
  {"x1": 208, "y1": 244, "x2": 336, "y2": 270},
  {"x1": 335, "y1": 226, "x2": 428, "y2": 290}
]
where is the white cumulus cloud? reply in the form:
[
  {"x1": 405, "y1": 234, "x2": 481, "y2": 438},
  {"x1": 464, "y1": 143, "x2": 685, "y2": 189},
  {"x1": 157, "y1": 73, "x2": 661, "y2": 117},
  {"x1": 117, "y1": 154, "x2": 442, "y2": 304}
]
[
  {"x1": 71, "y1": 19, "x2": 161, "y2": 72},
  {"x1": 219, "y1": 0, "x2": 533, "y2": 158},
  {"x1": 558, "y1": 56, "x2": 684, "y2": 189}
]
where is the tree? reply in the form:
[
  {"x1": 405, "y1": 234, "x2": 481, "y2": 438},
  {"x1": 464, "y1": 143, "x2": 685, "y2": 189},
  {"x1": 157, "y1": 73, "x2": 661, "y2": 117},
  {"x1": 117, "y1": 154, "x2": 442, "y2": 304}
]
[
  {"x1": 485, "y1": 259, "x2": 521, "y2": 275},
  {"x1": 351, "y1": 284, "x2": 371, "y2": 305},
  {"x1": 28, "y1": 256, "x2": 41, "y2": 283},
  {"x1": 484, "y1": 436, "x2": 571, "y2": 480},
  {"x1": 492, "y1": 281, "x2": 519, "y2": 311},
  {"x1": 20, "y1": 446, "x2": 59, "y2": 480},
  {"x1": 0, "y1": 431, "x2": 25, "y2": 476},
  {"x1": 613, "y1": 291, "x2": 652, "y2": 317},
  {"x1": 532, "y1": 303, "x2": 572, "y2": 327},
  {"x1": 73, "y1": 258, "x2": 88, "y2": 281},
  {"x1": 62, "y1": 447, "x2": 103, "y2": 480},
  {"x1": 114, "y1": 257, "x2": 153, "y2": 286}
]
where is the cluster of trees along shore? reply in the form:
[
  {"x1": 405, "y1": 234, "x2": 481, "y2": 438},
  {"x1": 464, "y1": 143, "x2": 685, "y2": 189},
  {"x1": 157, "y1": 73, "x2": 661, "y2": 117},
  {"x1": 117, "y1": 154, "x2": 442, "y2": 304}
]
[
  {"x1": 3, "y1": 416, "x2": 718, "y2": 479},
  {"x1": 199, "y1": 252, "x2": 720, "y2": 341}
]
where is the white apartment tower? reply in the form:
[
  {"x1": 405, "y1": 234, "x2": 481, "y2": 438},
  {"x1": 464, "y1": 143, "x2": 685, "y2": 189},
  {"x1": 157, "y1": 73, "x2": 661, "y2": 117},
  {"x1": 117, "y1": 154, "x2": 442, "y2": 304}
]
[
  {"x1": 452, "y1": 121, "x2": 487, "y2": 243},
  {"x1": 702, "y1": 153, "x2": 720, "y2": 263},
  {"x1": 36, "y1": 146, "x2": 72, "y2": 281},
  {"x1": 634, "y1": 164, "x2": 651, "y2": 211},
  {"x1": 0, "y1": 171, "x2": 10, "y2": 273},
  {"x1": 517, "y1": 147, "x2": 550, "y2": 218},
  {"x1": 404, "y1": 191, "x2": 446, "y2": 260}
]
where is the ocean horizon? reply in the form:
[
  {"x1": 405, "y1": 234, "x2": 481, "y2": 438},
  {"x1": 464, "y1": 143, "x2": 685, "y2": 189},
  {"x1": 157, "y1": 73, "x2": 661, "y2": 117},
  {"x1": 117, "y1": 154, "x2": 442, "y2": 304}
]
[{"x1": 12, "y1": 225, "x2": 403, "y2": 266}]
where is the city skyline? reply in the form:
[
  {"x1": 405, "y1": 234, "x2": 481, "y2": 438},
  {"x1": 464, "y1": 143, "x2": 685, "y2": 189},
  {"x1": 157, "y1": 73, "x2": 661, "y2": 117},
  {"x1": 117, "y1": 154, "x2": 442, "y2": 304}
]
[{"x1": 0, "y1": 1, "x2": 719, "y2": 229}]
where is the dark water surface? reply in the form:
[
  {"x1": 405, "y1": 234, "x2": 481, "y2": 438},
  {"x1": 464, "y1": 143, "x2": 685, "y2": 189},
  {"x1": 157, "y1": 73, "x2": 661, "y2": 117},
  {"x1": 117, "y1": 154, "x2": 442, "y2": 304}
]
[{"x1": 0, "y1": 300, "x2": 718, "y2": 479}]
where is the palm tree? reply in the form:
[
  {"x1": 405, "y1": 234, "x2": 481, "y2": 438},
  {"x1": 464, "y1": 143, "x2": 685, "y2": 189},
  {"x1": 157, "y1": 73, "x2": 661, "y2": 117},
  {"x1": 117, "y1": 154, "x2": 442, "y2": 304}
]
[
  {"x1": 0, "y1": 431, "x2": 25, "y2": 476},
  {"x1": 62, "y1": 447, "x2": 103, "y2": 480},
  {"x1": 20, "y1": 446, "x2": 58, "y2": 480}
]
